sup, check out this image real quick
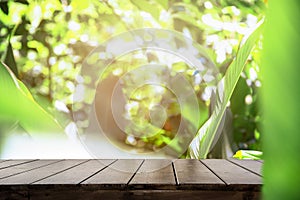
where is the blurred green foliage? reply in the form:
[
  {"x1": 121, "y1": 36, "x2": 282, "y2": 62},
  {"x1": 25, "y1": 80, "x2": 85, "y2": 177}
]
[
  {"x1": 262, "y1": 0, "x2": 300, "y2": 199},
  {"x1": 0, "y1": 0, "x2": 265, "y2": 157}
]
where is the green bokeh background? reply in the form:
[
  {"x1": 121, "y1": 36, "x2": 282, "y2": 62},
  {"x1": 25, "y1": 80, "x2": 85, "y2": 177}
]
[
  {"x1": 1, "y1": 0, "x2": 300, "y2": 198},
  {"x1": 262, "y1": 0, "x2": 300, "y2": 199},
  {"x1": 0, "y1": 0, "x2": 265, "y2": 158}
]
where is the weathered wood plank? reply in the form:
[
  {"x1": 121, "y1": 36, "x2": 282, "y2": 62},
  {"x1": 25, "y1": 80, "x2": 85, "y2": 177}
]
[
  {"x1": 0, "y1": 160, "x2": 36, "y2": 170},
  {"x1": 0, "y1": 159, "x2": 263, "y2": 199},
  {"x1": 34, "y1": 160, "x2": 115, "y2": 184},
  {"x1": 129, "y1": 159, "x2": 175, "y2": 188},
  {"x1": 201, "y1": 159, "x2": 262, "y2": 186},
  {"x1": 1, "y1": 186, "x2": 261, "y2": 200},
  {"x1": 0, "y1": 160, "x2": 61, "y2": 179},
  {"x1": 0, "y1": 160, "x2": 86, "y2": 184},
  {"x1": 0, "y1": 160, "x2": 10, "y2": 163},
  {"x1": 228, "y1": 158, "x2": 263, "y2": 176},
  {"x1": 81, "y1": 159, "x2": 143, "y2": 185},
  {"x1": 174, "y1": 159, "x2": 225, "y2": 188}
]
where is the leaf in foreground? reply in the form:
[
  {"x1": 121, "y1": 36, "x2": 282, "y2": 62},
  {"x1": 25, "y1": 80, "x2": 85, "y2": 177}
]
[{"x1": 0, "y1": 61, "x2": 65, "y2": 139}]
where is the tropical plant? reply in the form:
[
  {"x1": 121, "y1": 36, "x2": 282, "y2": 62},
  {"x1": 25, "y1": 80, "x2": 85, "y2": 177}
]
[
  {"x1": 0, "y1": 0, "x2": 266, "y2": 158},
  {"x1": 188, "y1": 20, "x2": 263, "y2": 158}
]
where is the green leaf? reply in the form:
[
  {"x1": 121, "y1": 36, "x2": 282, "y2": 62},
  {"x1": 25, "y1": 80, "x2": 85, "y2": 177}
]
[
  {"x1": 188, "y1": 20, "x2": 264, "y2": 159},
  {"x1": 0, "y1": 61, "x2": 65, "y2": 139},
  {"x1": 233, "y1": 150, "x2": 263, "y2": 160},
  {"x1": 17, "y1": 80, "x2": 34, "y2": 101}
]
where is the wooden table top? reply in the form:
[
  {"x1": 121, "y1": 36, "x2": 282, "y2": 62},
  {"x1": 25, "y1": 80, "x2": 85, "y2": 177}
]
[{"x1": 0, "y1": 159, "x2": 262, "y2": 200}]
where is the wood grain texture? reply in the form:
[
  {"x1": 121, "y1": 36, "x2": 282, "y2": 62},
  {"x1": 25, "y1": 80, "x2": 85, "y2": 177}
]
[
  {"x1": 228, "y1": 158, "x2": 263, "y2": 176},
  {"x1": 81, "y1": 159, "x2": 143, "y2": 185},
  {"x1": 34, "y1": 160, "x2": 115, "y2": 184},
  {"x1": 0, "y1": 160, "x2": 61, "y2": 179},
  {"x1": 0, "y1": 159, "x2": 263, "y2": 200},
  {"x1": 129, "y1": 159, "x2": 176, "y2": 189},
  {"x1": 174, "y1": 159, "x2": 225, "y2": 189},
  {"x1": 0, "y1": 160, "x2": 86, "y2": 184},
  {"x1": 201, "y1": 159, "x2": 262, "y2": 188},
  {"x1": 0, "y1": 160, "x2": 36, "y2": 169},
  {"x1": 0, "y1": 184, "x2": 261, "y2": 200}
]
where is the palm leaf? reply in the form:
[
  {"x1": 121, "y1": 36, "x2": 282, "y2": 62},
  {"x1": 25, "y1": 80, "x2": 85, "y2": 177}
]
[{"x1": 188, "y1": 20, "x2": 264, "y2": 159}]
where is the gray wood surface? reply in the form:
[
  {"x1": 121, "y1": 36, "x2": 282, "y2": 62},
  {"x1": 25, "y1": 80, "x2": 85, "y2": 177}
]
[
  {"x1": 0, "y1": 159, "x2": 263, "y2": 200},
  {"x1": 81, "y1": 159, "x2": 143, "y2": 185},
  {"x1": 34, "y1": 159, "x2": 115, "y2": 184},
  {"x1": 228, "y1": 158, "x2": 263, "y2": 176},
  {"x1": 174, "y1": 159, "x2": 225, "y2": 186},
  {"x1": 0, "y1": 160, "x2": 86, "y2": 184},
  {"x1": 0, "y1": 160, "x2": 61, "y2": 179},
  {"x1": 129, "y1": 159, "x2": 175, "y2": 186},
  {"x1": 201, "y1": 159, "x2": 262, "y2": 185},
  {"x1": 0, "y1": 160, "x2": 36, "y2": 169}
]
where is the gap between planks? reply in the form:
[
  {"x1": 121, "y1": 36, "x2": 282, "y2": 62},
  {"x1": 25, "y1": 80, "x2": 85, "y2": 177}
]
[
  {"x1": 201, "y1": 159, "x2": 262, "y2": 186},
  {"x1": 199, "y1": 160, "x2": 228, "y2": 185},
  {"x1": 0, "y1": 159, "x2": 38, "y2": 170},
  {"x1": 78, "y1": 159, "x2": 118, "y2": 184},
  {"x1": 171, "y1": 162, "x2": 179, "y2": 186},
  {"x1": 30, "y1": 160, "x2": 90, "y2": 184},
  {"x1": 0, "y1": 159, "x2": 262, "y2": 189},
  {"x1": 126, "y1": 159, "x2": 176, "y2": 187},
  {"x1": 126, "y1": 159, "x2": 145, "y2": 185},
  {"x1": 0, "y1": 160, "x2": 64, "y2": 180},
  {"x1": 226, "y1": 159, "x2": 262, "y2": 177}
]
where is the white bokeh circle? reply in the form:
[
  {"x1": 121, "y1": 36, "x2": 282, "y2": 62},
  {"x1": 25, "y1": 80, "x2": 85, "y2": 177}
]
[{"x1": 72, "y1": 28, "x2": 219, "y2": 171}]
